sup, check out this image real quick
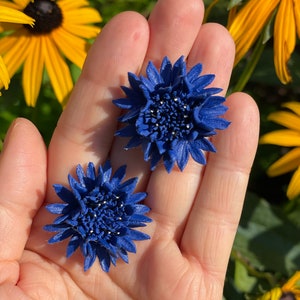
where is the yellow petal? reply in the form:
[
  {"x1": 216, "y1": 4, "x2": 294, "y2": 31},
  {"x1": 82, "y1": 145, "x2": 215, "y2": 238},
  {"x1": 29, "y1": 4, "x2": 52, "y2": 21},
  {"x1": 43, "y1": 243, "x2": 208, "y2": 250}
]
[
  {"x1": 282, "y1": 101, "x2": 300, "y2": 116},
  {"x1": 260, "y1": 130, "x2": 300, "y2": 147},
  {"x1": 274, "y1": 0, "x2": 295, "y2": 84},
  {"x1": 267, "y1": 147, "x2": 300, "y2": 176},
  {"x1": 287, "y1": 166, "x2": 300, "y2": 199},
  {"x1": 42, "y1": 36, "x2": 73, "y2": 105},
  {"x1": 267, "y1": 111, "x2": 300, "y2": 131},
  {"x1": 257, "y1": 287, "x2": 282, "y2": 300},
  {"x1": 0, "y1": 1, "x2": 20, "y2": 9},
  {"x1": 62, "y1": 23, "x2": 100, "y2": 39},
  {"x1": 57, "y1": 0, "x2": 90, "y2": 10},
  {"x1": 0, "y1": 55, "x2": 9, "y2": 90},
  {"x1": 294, "y1": 0, "x2": 300, "y2": 38},
  {"x1": 22, "y1": 36, "x2": 44, "y2": 107},
  {"x1": 12, "y1": 0, "x2": 30, "y2": 9},
  {"x1": 63, "y1": 7, "x2": 102, "y2": 25},
  {"x1": 0, "y1": 6, "x2": 34, "y2": 25},
  {"x1": 228, "y1": 0, "x2": 280, "y2": 65},
  {"x1": 282, "y1": 271, "x2": 300, "y2": 292},
  {"x1": 0, "y1": 32, "x2": 30, "y2": 84},
  {"x1": 52, "y1": 27, "x2": 87, "y2": 69}
]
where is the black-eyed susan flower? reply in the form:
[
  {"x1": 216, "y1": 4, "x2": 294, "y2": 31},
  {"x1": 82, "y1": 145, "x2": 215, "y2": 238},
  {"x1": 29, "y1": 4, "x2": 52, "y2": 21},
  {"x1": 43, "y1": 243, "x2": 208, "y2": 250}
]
[
  {"x1": 0, "y1": 0, "x2": 102, "y2": 106},
  {"x1": 260, "y1": 102, "x2": 300, "y2": 200},
  {"x1": 113, "y1": 56, "x2": 230, "y2": 173},
  {"x1": 44, "y1": 161, "x2": 152, "y2": 272},
  {"x1": 228, "y1": 0, "x2": 300, "y2": 84},
  {"x1": 258, "y1": 271, "x2": 300, "y2": 300},
  {"x1": 0, "y1": 6, "x2": 34, "y2": 93}
]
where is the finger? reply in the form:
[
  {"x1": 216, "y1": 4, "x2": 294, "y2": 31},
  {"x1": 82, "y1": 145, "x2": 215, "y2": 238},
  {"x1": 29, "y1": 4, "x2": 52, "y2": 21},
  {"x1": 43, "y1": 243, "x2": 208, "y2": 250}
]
[
  {"x1": 110, "y1": 0, "x2": 205, "y2": 188},
  {"x1": 188, "y1": 22, "x2": 235, "y2": 94},
  {"x1": 181, "y1": 93, "x2": 259, "y2": 282},
  {"x1": 144, "y1": 23, "x2": 235, "y2": 238},
  {"x1": 0, "y1": 118, "x2": 46, "y2": 261},
  {"x1": 144, "y1": 0, "x2": 204, "y2": 66},
  {"x1": 47, "y1": 12, "x2": 149, "y2": 201}
]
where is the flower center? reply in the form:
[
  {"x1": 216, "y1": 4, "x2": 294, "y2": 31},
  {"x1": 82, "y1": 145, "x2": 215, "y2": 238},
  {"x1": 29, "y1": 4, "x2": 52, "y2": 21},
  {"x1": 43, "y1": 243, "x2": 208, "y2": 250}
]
[
  {"x1": 280, "y1": 292, "x2": 296, "y2": 300},
  {"x1": 23, "y1": 0, "x2": 63, "y2": 34},
  {"x1": 76, "y1": 190, "x2": 130, "y2": 241},
  {"x1": 139, "y1": 92, "x2": 192, "y2": 142}
]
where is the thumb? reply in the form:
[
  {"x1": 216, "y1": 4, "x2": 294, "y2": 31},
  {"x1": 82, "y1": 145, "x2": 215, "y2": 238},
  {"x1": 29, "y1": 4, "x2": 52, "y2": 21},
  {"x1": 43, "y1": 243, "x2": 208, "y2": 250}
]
[{"x1": 0, "y1": 118, "x2": 46, "y2": 261}]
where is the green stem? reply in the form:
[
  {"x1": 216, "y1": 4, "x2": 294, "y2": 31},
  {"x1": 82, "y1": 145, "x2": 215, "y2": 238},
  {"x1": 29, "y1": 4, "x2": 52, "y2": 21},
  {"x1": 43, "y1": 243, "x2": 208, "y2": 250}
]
[{"x1": 233, "y1": 34, "x2": 266, "y2": 93}]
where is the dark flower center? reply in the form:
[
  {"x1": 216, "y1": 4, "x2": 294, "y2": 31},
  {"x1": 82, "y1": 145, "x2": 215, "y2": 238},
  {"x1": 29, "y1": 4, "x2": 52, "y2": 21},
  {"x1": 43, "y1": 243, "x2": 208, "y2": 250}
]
[
  {"x1": 75, "y1": 190, "x2": 131, "y2": 241},
  {"x1": 139, "y1": 92, "x2": 192, "y2": 142},
  {"x1": 23, "y1": 0, "x2": 63, "y2": 34},
  {"x1": 280, "y1": 292, "x2": 296, "y2": 300}
]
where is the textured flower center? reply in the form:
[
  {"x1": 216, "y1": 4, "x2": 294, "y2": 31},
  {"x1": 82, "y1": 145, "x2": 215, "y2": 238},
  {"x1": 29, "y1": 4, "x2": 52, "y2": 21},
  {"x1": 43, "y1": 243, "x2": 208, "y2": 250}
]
[
  {"x1": 77, "y1": 190, "x2": 130, "y2": 241},
  {"x1": 140, "y1": 92, "x2": 192, "y2": 141},
  {"x1": 23, "y1": 0, "x2": 63, "y2": 34},
  {"x1": 280, "y1": 292, "x2": 296, "y2": 300}
]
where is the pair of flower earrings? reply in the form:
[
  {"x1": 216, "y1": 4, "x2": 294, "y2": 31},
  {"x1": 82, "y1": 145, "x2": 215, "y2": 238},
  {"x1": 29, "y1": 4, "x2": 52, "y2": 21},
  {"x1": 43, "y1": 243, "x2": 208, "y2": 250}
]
[{"x1": 44, "y1": 56, "x2": 230, "y2": 272}]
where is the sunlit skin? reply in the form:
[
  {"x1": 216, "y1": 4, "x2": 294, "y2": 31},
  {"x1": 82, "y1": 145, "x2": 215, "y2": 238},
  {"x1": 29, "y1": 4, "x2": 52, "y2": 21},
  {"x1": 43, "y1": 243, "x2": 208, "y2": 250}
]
[{"x1": 0, "y1": 0, "x2": 259, "y2": 299}]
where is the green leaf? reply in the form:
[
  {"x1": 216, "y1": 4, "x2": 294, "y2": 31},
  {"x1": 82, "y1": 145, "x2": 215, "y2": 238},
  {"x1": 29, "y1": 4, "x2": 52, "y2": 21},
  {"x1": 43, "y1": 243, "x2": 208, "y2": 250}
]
[
  {"x1": 233, "y1": 192, "x2": 300, "y2": 275},
  {"x1": 234, "y1": 260, "x2": 258, "y2": 293},
  {"x1": 228, "y1": 0, "x2": 243, "y2": 10}
]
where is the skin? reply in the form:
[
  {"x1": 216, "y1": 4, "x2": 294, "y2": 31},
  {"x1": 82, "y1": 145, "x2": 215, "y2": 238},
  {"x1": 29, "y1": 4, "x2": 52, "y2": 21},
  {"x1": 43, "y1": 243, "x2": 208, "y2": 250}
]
[{"x1": 0, "y1": 0, "x2": 259, "y2": 299}]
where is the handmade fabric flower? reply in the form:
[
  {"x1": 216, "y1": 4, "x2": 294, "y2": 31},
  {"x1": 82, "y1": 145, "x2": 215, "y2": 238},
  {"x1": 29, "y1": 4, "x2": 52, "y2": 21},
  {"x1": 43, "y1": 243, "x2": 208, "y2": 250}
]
[
  {"x1": 0, "y1": 0, "x2": 101, "y2": 106},
  {"x1": 44, "y1": 161, "x2": 152, "y2": 272},
  {"x1": 113, "y1": 56, "x2": 230, "y2": 173}
]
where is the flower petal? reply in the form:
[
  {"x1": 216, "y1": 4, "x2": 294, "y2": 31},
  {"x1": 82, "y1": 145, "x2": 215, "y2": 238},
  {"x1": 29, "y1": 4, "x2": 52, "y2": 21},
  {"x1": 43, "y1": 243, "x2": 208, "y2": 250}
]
[
  {"x1": 22, "y1": 36, "x2": 44, "y2": 106},
  {"x1": 42, "y1": 35, "x2": 73, "y2": 105},
  {"x1": 274, "y1": 0, "x2": 295, "y2": 84},
  {"x1": 260, "y1": 130, "x2": 300, "y2": 147},
  {"x1": 267, "y1": 147, "x2": 300, "y2": 176},
  {"x1": 287, "y1": 166, "x2": 300, "y2": 200}
]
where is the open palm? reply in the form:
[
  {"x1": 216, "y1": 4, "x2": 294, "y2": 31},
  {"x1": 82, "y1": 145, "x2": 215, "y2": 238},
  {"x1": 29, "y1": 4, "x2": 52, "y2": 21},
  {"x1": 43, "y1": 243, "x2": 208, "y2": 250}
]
[{"x1": 0, "y1": 0, "x2": 259, "y2": 299}]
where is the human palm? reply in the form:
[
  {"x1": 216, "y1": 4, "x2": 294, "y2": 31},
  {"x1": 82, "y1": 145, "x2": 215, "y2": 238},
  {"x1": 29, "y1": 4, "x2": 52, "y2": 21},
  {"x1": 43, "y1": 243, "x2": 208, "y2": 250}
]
[{"x1": 0, "y1": 0, "x2": 259, "y2": 299}]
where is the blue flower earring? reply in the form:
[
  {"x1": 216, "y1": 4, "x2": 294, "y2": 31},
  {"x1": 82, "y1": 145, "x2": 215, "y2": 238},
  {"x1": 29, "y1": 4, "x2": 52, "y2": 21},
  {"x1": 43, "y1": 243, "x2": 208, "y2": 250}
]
[
  {"x1": 44, "y1": 161, "x2": 152, "y2": 272},
  {"x1": 113, "y1": 56, "x2": 230, "y2": 172}
]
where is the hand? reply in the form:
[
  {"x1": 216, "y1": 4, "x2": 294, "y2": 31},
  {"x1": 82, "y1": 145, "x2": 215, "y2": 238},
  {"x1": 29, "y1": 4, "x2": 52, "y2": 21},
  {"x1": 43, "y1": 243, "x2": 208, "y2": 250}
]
[{"x1": 0, "y1": 0, "x2": 259, "y2": 299}]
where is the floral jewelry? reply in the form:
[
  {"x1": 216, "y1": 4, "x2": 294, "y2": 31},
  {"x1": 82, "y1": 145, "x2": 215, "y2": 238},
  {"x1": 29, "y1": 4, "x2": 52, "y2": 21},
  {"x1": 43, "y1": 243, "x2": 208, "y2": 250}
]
[
  {"x1": 44, "y1": 161, "x2": 152, "y2": 272},
  {"x1": 113, "y1": 56, "x2": 230, "y2": 173}
]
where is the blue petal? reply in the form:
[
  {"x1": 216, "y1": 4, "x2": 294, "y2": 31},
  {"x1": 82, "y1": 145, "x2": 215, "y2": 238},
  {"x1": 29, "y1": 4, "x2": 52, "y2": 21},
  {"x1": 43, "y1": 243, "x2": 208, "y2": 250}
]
[
  {"x1": 110, "y1": 165, "x2": 126, "y2": 188},
  {"x1": 48, "y1": 228, "x2": 74, "y2": 244},
  {"x1": 86, "y1": 162, "x2": 96, "y2": 181},
  {"x1": 117, "y1": 236, "x2": 136, "y2": 253},
  {"x1": 46, "y1": 203, "x2": 68, "y2": 214},
  {"x1": 53, "y1": 184, "x2": 75, "y2": 204},
  {"x1": 66, "y1": 235, "x2": 81, "y2": 257},
  {"x1": 127, "y1": 192, "x2": 147, "y2": 204},
  {"x1": 188, "y1": 142, "x2": 207, "y2": 165},
  {"x1": 76, "y1": 164, "x2": 86, "y2": 186},
  {"x1": 128, "y1": 229, "x2": 150, "y2": 241},
  {"x1": 96, "y1": 247, "x2": 112, "y2": 272},
  {"x1": 187, "y1": 63, "x2": 202, "y2": 82},
  {"x1": 83, "y1": 242, "x2": 97, "y2": 271},
  {"x1": 175, "y1": 140, "x2": 189, "y2": 171},
  {"x1": 146, "y1": 61, "x2": 162, "y2": 85}
]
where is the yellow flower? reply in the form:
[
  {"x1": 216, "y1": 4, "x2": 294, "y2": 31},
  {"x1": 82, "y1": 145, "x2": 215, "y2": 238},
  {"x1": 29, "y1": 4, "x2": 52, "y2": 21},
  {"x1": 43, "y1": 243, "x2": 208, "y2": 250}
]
[
  {"x1": 0, "y1": 6, "x2": 34, "y2": 93},
  {"x1": 0, "y1": 0, "x2": 102, "y2": 107},
  {"x1": 228, "y1": 0, "x2": 300, "y2": 84},
  {"x1": 260, "y1": 102, "x2": 300, "y2": 200},
  {"x1": 258, "y1": 271, "x2": 300, "y2": 299}
]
